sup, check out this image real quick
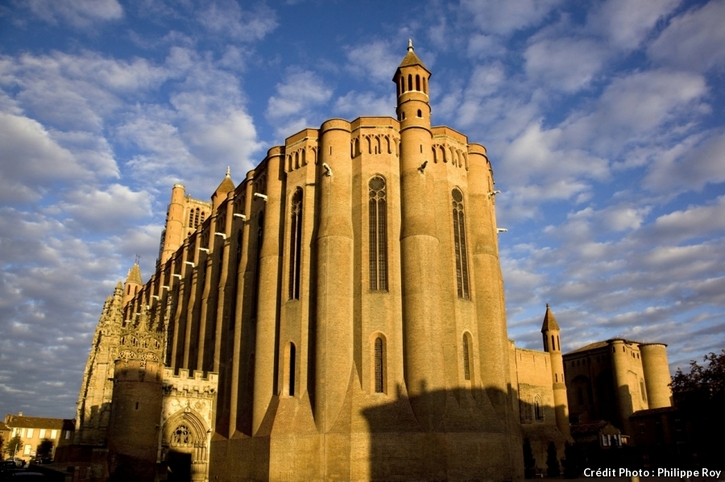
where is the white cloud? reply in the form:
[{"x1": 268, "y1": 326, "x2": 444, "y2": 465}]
[
  {"x1": 461, "y1": 0, "x2": 562, "y2": 36},
  {"x1": 334, "y1": 90, "x2": 395, "y2": 118},
  {"x1": 345, "y1": 41, "x2": 403, "y2": 84},
  {"x1": 587, "y1": 0, "x2": 681, "y2": 51},
  {"x1": 25, "y1": 0, "x2": 123, "y2": 27},
  {"x1": 500, "y1": 122, "x2": 609, "y2": 193},
  {"x1": 0, "y1": 113, "x2": 84, "y2": 203},
  {"x1": 267, "y1": 70, "x2": 333, "y2": 119},
  {"x1": 2, "y1": 51, "x2": 171, "y2": 131},
  {"x1": 648, "y1": 0, "x2": 725, "y2": 72},
  {"x1": 197, "y1": 1, "x2": 278, "y2": 42},
  {"x1": 644, "y1": 131, "x2": 725, "y2": 193},
  {"x1": 602, "y1": 204, "x2": 650, "y2": 231},
  {"x1": 466, "y1": 34, "x2": 505, "y2": 59},
  {"x1": 524, "y1": 37, "x2": 609, "y2": 92},
  {"x1": 55, "y1": 184, "x2": 153, "y2": 232},
  {"x1": 648, "y1": 196, "x2": 725, "y2": 243},
  {"x1": 564, "y1": 69, "x2": 708, "y2": 154},
  {"x1": 266, "y1": 69, "x2": 333, "y2": 139}
]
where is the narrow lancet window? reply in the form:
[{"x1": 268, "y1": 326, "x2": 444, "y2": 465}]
[
  {"x1": 369, "y1": 177, "x2": 388, "y2": 291},
  {"x1": 288, "y1": 342, "x2": 296, "y2": 396},
  {"x1": 374, "y1": 337, "x2": 384, "y2": 393},
  {"x1": 463, "y1": 333, "x2": 472, "y2": 381},
  {"x1": 289, "y1": 189, "x2": 303, "y2": 300},
  {"x1": 452, "y1": 189, "x2": 470, "y2": 298}
]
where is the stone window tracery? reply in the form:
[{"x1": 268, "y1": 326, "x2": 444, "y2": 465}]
[
  {"x1": 463, "y1": 333, "x2": 472, "y2": 381},
  {"x1": 172, "y1": 424, "x2": 191, "y2": 445},
  {"x1": 374, "y1": 336, "x2": 385, "y2": 393},
  {"x1": 452, "y1": 189, "x2": 470, "y2": 299},
  {"x1": 534, "y1": 396, "x2": 544, "y2": 421},
  {"x1": 368, "y1": 176, "x2": 388, "y2": 291},
  {"x1": 289, "y1": 189, "x2": 303, "y2": 300}
]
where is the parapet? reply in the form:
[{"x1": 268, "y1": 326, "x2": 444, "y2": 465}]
[{"x1": 162, "y1": 368, "x2": 218, "y2": 395}]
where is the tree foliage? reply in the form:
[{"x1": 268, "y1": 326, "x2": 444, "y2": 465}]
[
  {"x1": 522, "y1": 438, "x2": 536, "y2": 478},
  {"x1": 4, "y1": 434, "x2": 23, "y2": 457},
  {"x1": 561, "y1": 441, "x2": 585, "y2": 478},
  {"x1": 670, "y1": 350, "x2": 725, "y2": 469},
  {"x1": 36, "y1": 439, "x2": 54, "y2": 458},
  {"x1": 671, "y1": 350, "x2": 725, "y2": 401},
  {"x1": 546, "y1": 441, "x2": 560, "y2": 477}
]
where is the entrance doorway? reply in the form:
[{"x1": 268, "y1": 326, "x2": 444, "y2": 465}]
[{"x1": 166, "y1": 450, "x2": 191, "y2": 482}]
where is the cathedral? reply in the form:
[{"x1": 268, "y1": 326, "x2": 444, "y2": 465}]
[{"x1": 73, "y1": 42, "x2": 574, "y2": 482}]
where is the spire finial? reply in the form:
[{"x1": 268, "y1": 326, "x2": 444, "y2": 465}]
[
  {"x1": 407, "y1": 39, "x2": 414, "y2": 52},
  {"x1": 226, "y1": 166, "x2": 231, "y2": 178},
  {"x1": 546, "y1": 302, "x2": 550, "y2": 309}
]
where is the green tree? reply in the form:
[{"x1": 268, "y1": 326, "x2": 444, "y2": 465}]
[
  {"x1": 523, "y1": 438, "x2": 536, "y2": 478},
  {"x1": 561, "y1": 441, "x2": 585, "y2": 478},
  {"x1": 5, "y1": 434, "x2": 23, "y2": 458},
  {"x1": 546, "y1": 441, "x2": 560, "y2": 477},
  {"x1": 671, "y1": 350, "x2": 725, "y2": 468},
  {"x1": 36, "y1": 439, "x2": 54, "y2": 458}
]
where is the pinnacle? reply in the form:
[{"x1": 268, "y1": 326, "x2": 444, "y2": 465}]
[
  {"x1": 541, "y1": 303, "x2": 560, "y2": 332},
  {"x1": 126, "y1": 263, "x2": 143, "y2": 285},
  {"x1": 214, "y1": 168, "x2": 236, "y2": 197},
  {"x1": 395, "y1": 39, "x2": 430, "y2": 74}
]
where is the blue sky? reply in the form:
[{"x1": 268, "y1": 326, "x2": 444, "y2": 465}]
[{"x1": 1, "y1": 0, "x2": 724, "y2": 418}]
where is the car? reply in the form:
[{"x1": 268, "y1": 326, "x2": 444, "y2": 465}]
[
  {"x1": 2, "y1": 473, "x2": 48, "y2": 479},
  {"x1": 0, "y1": 460, "x2": 19, "y2": 472}
]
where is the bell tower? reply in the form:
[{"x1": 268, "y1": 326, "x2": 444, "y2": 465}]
[
  {"x1": 393, "y1": 39, "x2": 431, "y2": 128},
  {"x1": 542, "y1": 304, "x2": 570, "y2": 438},
  {"x1": 394, "y1": 40, "x2": 445, "y2": 428}
]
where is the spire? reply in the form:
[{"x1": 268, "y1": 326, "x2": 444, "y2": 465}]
[
  {"x1": 395, "y1": 39, "x2": 430, "y2": 74},
  {"x1": 213, "y1": 167, "x2": 236, "y2": 198},
  {"x1": 126, "y1": 263, "x2": 143, "y2": 285},
  {"x1": 541, "y1": 303, "x2": 560, "y2": 332}
]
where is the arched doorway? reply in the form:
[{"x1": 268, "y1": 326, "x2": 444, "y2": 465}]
[{"x1": 161, "y1": 411, "x2": 210, "y2": 482}]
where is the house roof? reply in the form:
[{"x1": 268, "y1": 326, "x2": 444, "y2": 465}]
[{"x1": 4, "y1": 415, "x2": 74, "y2": 430}]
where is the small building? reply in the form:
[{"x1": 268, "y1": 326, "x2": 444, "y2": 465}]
[
  {"x1": 563, "y1": 338, "x2": 672, "y2": 436},
  {"x1": 3, "y1": 413, "x2": 75, "y2": 462}
]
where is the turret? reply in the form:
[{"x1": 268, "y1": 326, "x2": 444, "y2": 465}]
[
  {"x1": 394, "y1": 41, "x2": 445, "y2": 429},
  {"x1": 161, "y1": 184, "x2": 187, "y2": 264},
  {"x1": 212, "y1": 167, "x2": 236, "y2": 210},
  {"x1": 541, "y1": 304, "x2": 570, "y2": 438},
  {"x1": 123, "y1": 262, "x2": 143, "y2": 306},
  {"x1": 640, "y1": 343, "x2": 672, "y2": 408}
]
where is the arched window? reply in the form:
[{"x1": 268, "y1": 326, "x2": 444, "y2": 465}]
[
  {"x1": 369, "y1": 177, "x2": 388, "y2": 291},
  {"x1": 416, "y1": 74, "x2": 420, "y2": 91},
  {"x1": 172, "y1": 424, "x2": 191, "y2": 444},
  {"x1": 452, "y1": 189, "x2": 470, "y2": 298},
  {"x1": 534, "y1": 396, "x2": 544, "y2": 421},
  {"x1": 288, "y1": 342, "x2": 296, "y2": 396},
  {"x1": 374, "y1": 336, "x2": 385, "y2": 393},
  {"x1": 462, "y1": 333, "x2": 472, "y2": 381},
  {"x1": 407, "y1": 74, "x2": 412, "y2": 92},
  {"x1": 640, "y1": 378, "x2": 647, "y2": 402},
  {"x1": 289, "y1": 189, "x2": 303, "y2": 300}
]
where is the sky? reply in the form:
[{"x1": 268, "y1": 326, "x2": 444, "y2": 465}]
[{"x1": 0, "y1": 0, "x2": 723, "y2": 419}]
